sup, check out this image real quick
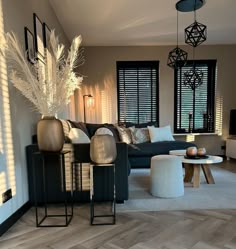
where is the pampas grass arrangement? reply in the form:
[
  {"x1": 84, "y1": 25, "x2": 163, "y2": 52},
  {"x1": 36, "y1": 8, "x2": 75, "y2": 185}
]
[{"x1": 2, "y1": 30, "x2": 84, "y2": 116}]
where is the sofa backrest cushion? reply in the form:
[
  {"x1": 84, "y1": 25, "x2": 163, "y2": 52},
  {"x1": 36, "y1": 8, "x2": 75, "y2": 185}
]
[
  {"x1": 86, "y1": 123, "x2": 105, "y2": 137},
  {"x1": 121, "y1": 121, "x2": 158, "y2": 128}
]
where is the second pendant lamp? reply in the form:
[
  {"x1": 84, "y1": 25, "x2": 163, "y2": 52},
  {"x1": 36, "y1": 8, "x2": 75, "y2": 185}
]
[{"x1": 167, "y1": 10, "x2": 188, "y2": 69}]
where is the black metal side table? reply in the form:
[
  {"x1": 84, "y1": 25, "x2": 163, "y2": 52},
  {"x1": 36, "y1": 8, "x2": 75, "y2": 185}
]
[
  {"x1": 32, "y1": 150, "x2": 74, "y2": 227},
  {"x1": 90, "y1": 163, "x2": 116, "y2": 225}
]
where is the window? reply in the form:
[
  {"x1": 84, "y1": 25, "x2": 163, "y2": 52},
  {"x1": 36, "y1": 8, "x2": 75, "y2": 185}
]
[
  {"x1": 117, "y1": 61, "x2": 159, "y2": 125},
  {"x1": 174, "y1": 60, "x2": 217, "y2": 133}
]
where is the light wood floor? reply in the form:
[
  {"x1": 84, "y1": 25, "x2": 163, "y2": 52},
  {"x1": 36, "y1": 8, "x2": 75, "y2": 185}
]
[{"x1": 1, "y1": 160, "x2": 236, "y2": 249}]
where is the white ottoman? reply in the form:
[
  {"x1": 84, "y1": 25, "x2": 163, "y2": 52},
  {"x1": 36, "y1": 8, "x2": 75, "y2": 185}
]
[{"x1": 150, "y1": 155, "x2": 184, "y2": 198}]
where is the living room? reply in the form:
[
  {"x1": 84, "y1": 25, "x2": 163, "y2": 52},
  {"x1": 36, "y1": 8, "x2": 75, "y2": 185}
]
[{"x1": 1, "y1": 0, "x2": 236, "y2": 248}]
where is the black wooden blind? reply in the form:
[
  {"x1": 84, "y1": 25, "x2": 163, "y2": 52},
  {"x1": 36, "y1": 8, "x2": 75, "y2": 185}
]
[
  {"x1": 174, "y1": 60, "x2": 216, "y2": 133},
  {"x1": 117, "y1": 61, "x2": 159, "y2": 124}
]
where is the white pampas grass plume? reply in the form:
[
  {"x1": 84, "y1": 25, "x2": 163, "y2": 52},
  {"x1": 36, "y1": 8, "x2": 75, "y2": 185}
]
[{"x1": 2, "y1": 30, "x2": 84, "y2": 116}]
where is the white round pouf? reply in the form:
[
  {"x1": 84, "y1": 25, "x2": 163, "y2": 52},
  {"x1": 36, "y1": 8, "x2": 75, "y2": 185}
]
[{"x1": 150, "y1": 155, "x2": 184, "y2": 198}]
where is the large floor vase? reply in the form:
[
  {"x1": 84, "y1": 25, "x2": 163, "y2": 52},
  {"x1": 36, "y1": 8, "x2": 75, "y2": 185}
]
[{"x1": 37, "y1": 116, "x2": 64, "y2": 152}]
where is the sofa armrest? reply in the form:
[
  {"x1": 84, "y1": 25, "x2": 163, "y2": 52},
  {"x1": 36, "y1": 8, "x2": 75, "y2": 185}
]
[
  {"x1": 26, "y1": 142, "x2": 129, "y2": 203},
  {"x1": 115, "y1": 142, "x2": 129, "y2": 201}
]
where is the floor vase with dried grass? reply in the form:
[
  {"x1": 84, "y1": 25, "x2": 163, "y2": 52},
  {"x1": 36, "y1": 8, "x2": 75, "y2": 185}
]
[{"x1": 37, "y1": 116, "x2": 64, "y2": 152}]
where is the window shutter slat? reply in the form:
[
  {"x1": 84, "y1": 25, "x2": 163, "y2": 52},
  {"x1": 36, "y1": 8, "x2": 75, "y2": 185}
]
[{"x1": 117, "y1": 61, "x2": 159, "y2": 125}]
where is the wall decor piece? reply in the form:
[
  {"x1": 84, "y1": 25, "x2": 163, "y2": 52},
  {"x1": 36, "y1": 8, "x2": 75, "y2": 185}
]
[
  {"x1": 43, "y1": 22, "x2": 51, "y2": 48},
  {"x1": 33, "y1": 13, "x2": 44, "y2": 59},
  {"x1": 43, "y1": 23, "x2": 52, "y2": 81},
  {"x1": 24, "y1": 27, "x2": 35, "y2": 64}
]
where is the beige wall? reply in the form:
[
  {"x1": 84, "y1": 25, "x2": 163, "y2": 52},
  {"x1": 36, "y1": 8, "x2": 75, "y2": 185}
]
[
  {"x1": 78, "y1": 45, "x2": 236, "y2": 155},
  {"x1": 0, "y1": 0, "x2": 69, "y2": 224}
]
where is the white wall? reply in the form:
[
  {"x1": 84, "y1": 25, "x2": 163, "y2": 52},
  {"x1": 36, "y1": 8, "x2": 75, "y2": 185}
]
[{"x1": 0, "y1": 0, "x2": 69, "y2": 224}]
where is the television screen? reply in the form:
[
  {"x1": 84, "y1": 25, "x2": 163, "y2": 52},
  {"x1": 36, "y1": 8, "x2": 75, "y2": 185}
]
[{"x1": 229, "y1": 109, "x2": 236, "y2": 135}]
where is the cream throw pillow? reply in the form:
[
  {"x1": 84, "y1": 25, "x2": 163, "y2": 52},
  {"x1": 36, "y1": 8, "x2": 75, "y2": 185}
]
[
  {"x1": 68, "y1": 128, "x2": 91, "y2": 143},
  {"x1": 148, "y1": 125, "x2": 175, "y2": 142}
]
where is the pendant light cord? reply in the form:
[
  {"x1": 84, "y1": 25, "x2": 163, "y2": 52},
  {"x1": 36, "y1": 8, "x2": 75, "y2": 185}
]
[
  {"x1": 193, "y1": 0, "x2": 197, "y2": 68},
  {"x1": 177, "y1": 10, "x2": 179, "y2": 47}
]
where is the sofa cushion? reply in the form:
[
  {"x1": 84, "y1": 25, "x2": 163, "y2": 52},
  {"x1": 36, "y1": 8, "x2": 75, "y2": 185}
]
[
  {"x1": 68, "y1": 128, "x2": 91, "y2": 143},
  {"x1": 122, "y1": 121, "x2": 157, "y2": 128},
  {"x1": 116, "y1": 125, "x2": 132, "y2": 144},
  {"x1": 128, "y1": 140, "x2": 196, "y2": 157},
  {"x1": 148, "y1": 125, "x2": 175, "y2": 142},
  {"x1": 68, "y1": 120, "x2": 90, "y2": 137},
  {"x1": 129, "y1": 127, "x2": 150, "y2": 144}
]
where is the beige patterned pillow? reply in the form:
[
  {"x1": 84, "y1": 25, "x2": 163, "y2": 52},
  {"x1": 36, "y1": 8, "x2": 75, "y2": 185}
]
[
  {"x1": 116, "y1": 126, "x2": 132, "y2": 144},
  {"x1": 129, "y1": 127, "x2": 150, "y2": 144}
]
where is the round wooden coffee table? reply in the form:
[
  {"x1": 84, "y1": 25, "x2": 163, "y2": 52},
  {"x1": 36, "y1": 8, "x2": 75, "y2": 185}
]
[{"x1": 180, "y1": 155, "x2": 223, "y2": 188}]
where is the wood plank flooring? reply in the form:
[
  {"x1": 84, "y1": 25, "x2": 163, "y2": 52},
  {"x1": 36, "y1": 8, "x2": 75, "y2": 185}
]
[
  {"x1": 0, "y1": 161, "x2": 236, "y2": 249},
  {"x1": 1, "y1": 207, "x2": 236, "y2": 249}
]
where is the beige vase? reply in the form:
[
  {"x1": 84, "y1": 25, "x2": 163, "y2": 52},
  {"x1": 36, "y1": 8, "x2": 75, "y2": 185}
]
[
  {"x1": 90, "y1": 134, "x2": 117, "y2": 164},
  {"x1": 37, "y1": 116, "x2": 64, "y2": 152}
]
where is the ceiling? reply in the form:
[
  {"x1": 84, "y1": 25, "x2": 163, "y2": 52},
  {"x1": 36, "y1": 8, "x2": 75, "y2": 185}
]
[{"x1": 49, "y1": 0, "x2": 236, "y2": 46}]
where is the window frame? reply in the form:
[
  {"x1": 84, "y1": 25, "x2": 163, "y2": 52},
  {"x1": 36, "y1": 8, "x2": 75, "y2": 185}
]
[
  {"x1": 174, "y1": 59, "x2": 217, "y2": 134},
  {"x1": 117, "y1": 61, "x2": 159, "y2": 125}
]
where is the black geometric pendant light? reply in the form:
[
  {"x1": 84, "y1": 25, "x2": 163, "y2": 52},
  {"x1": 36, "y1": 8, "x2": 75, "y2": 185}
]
[
  {"x1": 184, "y1": 65, "x2": 203, "y2": 90},
  {"x1": 176, "y1": 0, "x2": 206, "y2": 90},
  {"x1": 176, "y1": 0, "x2": 207, "y2": 47},
  {"x1": 185, "y1": 17, "x2": 207, "y2": 47},
  {"x1": 167, "y1": 11, "x2": 188, "y2": 69},
  {"x1": 167, "y1": 47, "x2": 188, "y2": 69}
]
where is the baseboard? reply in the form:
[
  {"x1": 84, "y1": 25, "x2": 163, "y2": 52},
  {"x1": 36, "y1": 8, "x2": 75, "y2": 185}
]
[{"x1": 0, "y1": 201, "x2": 31, "y2": 237}]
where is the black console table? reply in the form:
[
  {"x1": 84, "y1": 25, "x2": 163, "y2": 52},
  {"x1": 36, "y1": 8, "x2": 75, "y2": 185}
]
[{"x1": 32, "y1": 150, "x2": 74, "y2": 227}]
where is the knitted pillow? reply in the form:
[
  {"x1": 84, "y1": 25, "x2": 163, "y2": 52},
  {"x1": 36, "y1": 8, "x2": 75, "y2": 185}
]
[{"x1": 129, "y1": 127, "x2": 150, "y2": 144}]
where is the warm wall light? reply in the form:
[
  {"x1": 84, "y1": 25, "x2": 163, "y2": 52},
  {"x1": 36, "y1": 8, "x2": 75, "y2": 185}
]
[
  {"x1": 86, "y1": 96, "x2": 95, "y2": 108},
  {"x1": 83, "y1": 94, "x2": 93, "y2": 123}
]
